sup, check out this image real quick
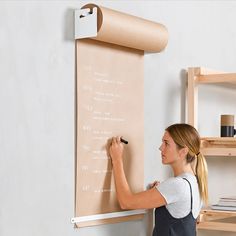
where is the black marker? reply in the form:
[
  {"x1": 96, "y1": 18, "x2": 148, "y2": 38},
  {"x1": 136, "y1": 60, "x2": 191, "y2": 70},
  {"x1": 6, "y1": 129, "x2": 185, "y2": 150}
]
[{"x1": 120, "y1": 138, "x2": 128, "y2": 144}]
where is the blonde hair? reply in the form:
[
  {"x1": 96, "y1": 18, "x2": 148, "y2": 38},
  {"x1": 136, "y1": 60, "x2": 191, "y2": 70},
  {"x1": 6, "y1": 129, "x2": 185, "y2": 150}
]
[{"x1": 166, "y1": 123, "x2": 208, "y2": 205}]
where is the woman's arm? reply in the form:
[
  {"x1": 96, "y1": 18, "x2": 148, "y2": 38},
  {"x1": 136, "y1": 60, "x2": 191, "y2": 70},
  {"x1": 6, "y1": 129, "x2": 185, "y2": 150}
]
[{"x1": 109, "y1": 136, "x2": 166, "y2": 210}]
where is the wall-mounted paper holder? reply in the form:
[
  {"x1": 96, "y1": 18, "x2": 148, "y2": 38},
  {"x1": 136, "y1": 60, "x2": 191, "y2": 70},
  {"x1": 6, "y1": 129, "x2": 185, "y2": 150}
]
[
  {"x1": 74, "y1": 4, "x2": 168, "y2": 52},
  {"x1": 74, "y1": 7, "x2": 97, "y2": 39}
]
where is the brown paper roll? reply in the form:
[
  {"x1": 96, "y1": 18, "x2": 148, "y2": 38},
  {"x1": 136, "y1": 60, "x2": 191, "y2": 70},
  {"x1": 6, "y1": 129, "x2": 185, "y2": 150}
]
[
  {"x1": 221, "y1": 115, "x2": 234, "y2": 126},
  {"x1": 82, "y1": 4, "x2": 168, "y2": 52}
]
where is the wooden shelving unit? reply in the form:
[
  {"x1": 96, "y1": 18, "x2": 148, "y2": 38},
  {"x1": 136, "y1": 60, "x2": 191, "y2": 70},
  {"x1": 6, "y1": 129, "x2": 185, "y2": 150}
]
[
  {"x1": 187, "y1": 67, "x2": 236, "y2": 232},
  {"x1": 187, "y1": 67, "x2": 236, "y2": 128},
  {"x1": 201, "y1": 137, "x2": 236, "y2": 157},
  {"x1": 197, "y1": 209, "x2": 236, "y2": 232}
]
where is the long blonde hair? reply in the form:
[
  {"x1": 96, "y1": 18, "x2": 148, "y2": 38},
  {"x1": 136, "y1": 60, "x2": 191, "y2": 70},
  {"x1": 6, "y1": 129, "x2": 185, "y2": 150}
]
[{"x1": 166, "y1": 123, "x2": 208, "y2": 205}]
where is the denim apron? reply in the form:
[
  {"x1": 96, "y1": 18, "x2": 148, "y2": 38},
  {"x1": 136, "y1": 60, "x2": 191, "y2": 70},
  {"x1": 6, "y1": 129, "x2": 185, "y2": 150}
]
[{"x1": 152, "y1": 178, "x2": 196, "y2": 236}]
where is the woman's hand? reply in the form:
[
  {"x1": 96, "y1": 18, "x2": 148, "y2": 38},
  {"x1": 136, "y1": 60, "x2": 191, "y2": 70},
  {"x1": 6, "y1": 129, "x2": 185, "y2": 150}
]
[{"x1": 109, "y1": 136, "x2": 124, "y2": 164}]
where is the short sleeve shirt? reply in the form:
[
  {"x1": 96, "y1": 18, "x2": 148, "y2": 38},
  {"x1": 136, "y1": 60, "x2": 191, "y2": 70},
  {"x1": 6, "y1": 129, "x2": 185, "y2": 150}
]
[{"x1": 156, "y1": 172, "x2": 202, "y2": 219}]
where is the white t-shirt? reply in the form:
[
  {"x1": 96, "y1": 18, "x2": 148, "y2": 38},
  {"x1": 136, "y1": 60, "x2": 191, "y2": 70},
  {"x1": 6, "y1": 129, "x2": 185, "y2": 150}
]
[{"x1": 156, "y1": 172, "x2": 202, "y2": 219}]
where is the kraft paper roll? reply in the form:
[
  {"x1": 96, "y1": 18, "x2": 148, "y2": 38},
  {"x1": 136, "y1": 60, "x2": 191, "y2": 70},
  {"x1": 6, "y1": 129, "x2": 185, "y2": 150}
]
[{"x1": 82, "y1": 4, "x2": 168, "y2": 52}]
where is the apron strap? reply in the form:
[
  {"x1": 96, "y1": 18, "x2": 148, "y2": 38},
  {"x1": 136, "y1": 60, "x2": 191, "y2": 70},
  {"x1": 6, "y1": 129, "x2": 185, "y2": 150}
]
[{"x1": 182, "y1": 178, "x2": 193, "y2": 211}]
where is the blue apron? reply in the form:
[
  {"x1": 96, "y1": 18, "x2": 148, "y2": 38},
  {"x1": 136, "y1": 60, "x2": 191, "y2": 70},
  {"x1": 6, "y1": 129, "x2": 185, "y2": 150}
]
[{"x1": 152, "y1": 178, "x2": 196, "y2": 236}]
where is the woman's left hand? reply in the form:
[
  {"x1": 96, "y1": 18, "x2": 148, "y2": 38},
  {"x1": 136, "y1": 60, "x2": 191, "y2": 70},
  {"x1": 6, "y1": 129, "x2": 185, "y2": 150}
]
[{"x1": 109, "y1": 136, "x2": 124, "y2": 164}]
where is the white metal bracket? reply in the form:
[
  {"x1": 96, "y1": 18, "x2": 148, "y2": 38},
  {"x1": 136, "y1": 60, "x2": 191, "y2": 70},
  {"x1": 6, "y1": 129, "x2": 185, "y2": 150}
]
[
  {"x1": 71, "y1": 209, "x2": 146, "y2": 224},
  {"x1": 74, "y1": 7, "x2": 97, "y2": 39}
]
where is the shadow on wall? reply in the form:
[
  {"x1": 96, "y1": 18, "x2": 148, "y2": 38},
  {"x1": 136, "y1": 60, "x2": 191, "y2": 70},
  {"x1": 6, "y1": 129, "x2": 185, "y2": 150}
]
[{"x1": 64, "y1": 8, "x2": 75, "y2": 41}]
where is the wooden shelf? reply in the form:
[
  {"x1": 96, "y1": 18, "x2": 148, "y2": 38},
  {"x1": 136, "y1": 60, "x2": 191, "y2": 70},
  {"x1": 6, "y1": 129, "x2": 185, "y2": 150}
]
[
  {"x1": 197, "y1": 208, "x2": 236, "y2": 232},
  {"x1": 197, "y1": 73, "x2": 236, "y2": 84},
  {"x1": 187, "y1": 67, "x2": 236, "y2": 127},
  {"x1": 188, "y1": 67, "x2": 236, "y2": 232},
  {"x1": 201, "y1": 137, "x2": 236, "y2": 157}
]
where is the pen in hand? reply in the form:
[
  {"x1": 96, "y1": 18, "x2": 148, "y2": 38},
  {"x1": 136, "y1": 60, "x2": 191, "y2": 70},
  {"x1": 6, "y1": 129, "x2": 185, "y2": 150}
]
[{"x1": 120, "y1": 138, "x2": 128, "y2": 144}]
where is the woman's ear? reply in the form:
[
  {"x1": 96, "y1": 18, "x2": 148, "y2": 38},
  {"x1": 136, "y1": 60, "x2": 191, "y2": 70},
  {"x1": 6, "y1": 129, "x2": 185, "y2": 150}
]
[{"x1": 179, "y1": 147, "x2": 189, "y2": 159}]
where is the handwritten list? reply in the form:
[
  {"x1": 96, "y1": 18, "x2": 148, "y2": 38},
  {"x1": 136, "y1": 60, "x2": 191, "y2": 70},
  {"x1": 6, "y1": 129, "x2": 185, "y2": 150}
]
[{"x1": 76, "y1": 39, "x2": 144, "y2": 217}]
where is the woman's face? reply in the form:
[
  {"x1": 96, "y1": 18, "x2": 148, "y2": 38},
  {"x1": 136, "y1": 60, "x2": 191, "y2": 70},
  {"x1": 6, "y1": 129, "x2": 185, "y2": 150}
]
[{"x1": 159, "y1": 131, "x2": 180, "y2": 165}]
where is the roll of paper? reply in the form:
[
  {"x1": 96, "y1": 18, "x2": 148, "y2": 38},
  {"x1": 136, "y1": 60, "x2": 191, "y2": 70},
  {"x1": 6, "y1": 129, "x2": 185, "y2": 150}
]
[{"x1": 81, "y1": 3, "x2": 168, "y2": 52}]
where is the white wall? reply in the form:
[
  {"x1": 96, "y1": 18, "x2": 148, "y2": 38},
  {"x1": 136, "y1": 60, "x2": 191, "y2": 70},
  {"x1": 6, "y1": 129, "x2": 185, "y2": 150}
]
[{"x1": 1, "y1": 1, "x2": 236, "y2": 236}]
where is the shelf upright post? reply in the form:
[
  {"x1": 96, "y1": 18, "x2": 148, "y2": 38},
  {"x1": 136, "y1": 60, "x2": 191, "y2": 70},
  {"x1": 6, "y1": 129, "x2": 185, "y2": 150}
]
[{"x1": 187, "y1": 67, "x2": 200, "y2": 128}]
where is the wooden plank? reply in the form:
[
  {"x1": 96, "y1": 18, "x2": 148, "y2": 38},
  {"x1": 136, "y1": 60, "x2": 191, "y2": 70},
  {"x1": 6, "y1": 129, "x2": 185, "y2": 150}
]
[
  {"x1": 202, "y1": 148, "x2": 236, "y2": 157},
  {"x1": 201, "y1": 137, "x2": 236, "y2": 143},
  {"x1": 200, "y1": 209, "x2": 236, "y2": 220},
  {"x1": 197, "y1": 209, "x2": 236, "y2": 231},
  {"x1": 199, "y1": 67, "x2": 225, "y2": 75},
  {"x1": 197, "y1": 73, "x2": 236, "y2": 84},
  {"x1": 200, "y1": 137, "x2": 236, "y2": 156},
  {"x1": 197, "y1": 222, "x2": 236, "y2": 232},
  {"x1": 187, "y1": 67, "x2": 200, "y2": 127}
]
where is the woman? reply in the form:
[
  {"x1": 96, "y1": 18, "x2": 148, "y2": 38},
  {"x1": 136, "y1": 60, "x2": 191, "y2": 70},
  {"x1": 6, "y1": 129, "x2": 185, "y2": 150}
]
[{"x1": 108, "y1": 123, "x2": 208, "y2": 236}]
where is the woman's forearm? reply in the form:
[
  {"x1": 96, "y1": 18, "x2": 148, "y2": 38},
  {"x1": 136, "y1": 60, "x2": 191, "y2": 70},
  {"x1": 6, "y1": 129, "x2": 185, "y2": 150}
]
[{"x1": 112, "y1": 159, "x2": 133, "y2": 209}]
